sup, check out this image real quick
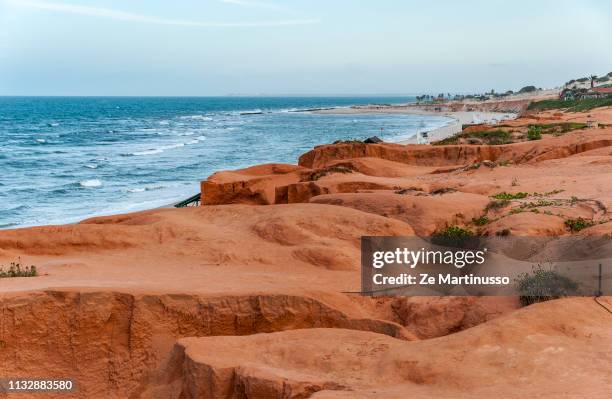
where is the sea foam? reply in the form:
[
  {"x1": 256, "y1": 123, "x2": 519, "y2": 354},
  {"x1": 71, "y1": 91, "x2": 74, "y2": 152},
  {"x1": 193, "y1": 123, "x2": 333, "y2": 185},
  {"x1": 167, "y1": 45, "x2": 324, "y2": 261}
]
[{"x1": 80, "y1": 179, "x2": 102, "y2": 188}]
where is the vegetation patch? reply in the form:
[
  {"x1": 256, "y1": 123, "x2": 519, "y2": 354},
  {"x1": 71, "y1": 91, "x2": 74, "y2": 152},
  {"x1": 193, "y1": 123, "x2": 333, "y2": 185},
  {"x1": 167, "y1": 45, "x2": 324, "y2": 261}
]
[
  {"x1": 433, "y1": 225, "x2": 474, "y2": 238},
  {"x1": 528, "y1": 97, "x2": 612, "y2": 112},
  {"x1": 471, "y1": 215, "x2": 489, "y2": 226},
  {"x1": 530, "y1": 123, "x2": 588, "y2": 137},
  {"x1": 491, "y1": 192, "x2": 529, "y2": 200},
  {"x1": 516, "y1": 265, "x2": 579, "y2": 306},
  {"x1": 433, "y1": 129, "x2": 512, "y2": 146},
  {"x1": 533, "y1": 189, "x2": 565, "y2": 197},
  {"x1": 434, "y1": 121, "x2": 590, "y2": 146},
  {"x1": 520, "y1": 200, "x2": 555, "y2": 209},
  {"x1": 0, "y1": 260, "x2": 37, "y2": 278},
  {"x1": 564, "y1": 217, "x2": 595, "y2": 232},
  {"x1": 527, "y1": 125, "x2": 542, "y2": 140}
]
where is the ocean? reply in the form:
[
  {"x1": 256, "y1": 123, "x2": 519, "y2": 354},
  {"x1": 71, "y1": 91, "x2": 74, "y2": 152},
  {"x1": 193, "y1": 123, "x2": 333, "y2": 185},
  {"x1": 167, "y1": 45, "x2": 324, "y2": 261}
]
[{"x1": 0, "y1": 96, "x2": 452, "y2": 229}]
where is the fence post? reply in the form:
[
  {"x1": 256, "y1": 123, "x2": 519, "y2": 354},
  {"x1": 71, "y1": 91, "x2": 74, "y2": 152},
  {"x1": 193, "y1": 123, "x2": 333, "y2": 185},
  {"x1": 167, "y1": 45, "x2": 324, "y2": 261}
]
[{"x1": 597, "y1": 263, "x2": 603, "y2": 297}]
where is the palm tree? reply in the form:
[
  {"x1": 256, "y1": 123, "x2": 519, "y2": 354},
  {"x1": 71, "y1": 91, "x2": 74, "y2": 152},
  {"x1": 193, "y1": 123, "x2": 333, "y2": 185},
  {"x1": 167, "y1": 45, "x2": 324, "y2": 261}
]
[{"x1": 590, "y1": 75, "x2": 598, "y2": 88}]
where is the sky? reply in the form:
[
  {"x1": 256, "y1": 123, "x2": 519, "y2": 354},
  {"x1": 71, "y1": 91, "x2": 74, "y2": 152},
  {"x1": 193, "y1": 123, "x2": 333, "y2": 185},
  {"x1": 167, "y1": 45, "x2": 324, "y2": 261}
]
[{"x1": 1, "y1": 0, "x2": 611, "y2": 96}]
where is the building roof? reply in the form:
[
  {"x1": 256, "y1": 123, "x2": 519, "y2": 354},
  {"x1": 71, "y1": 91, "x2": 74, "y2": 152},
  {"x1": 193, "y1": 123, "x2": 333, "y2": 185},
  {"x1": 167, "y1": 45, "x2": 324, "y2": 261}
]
[{"x1": 593, "y1": 87, "x2": 612, "y2": 94}]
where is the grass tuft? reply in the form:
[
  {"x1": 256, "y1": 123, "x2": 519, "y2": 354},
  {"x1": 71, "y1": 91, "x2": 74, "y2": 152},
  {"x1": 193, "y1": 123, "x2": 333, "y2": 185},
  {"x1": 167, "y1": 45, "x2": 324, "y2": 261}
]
[
  {"x1": 491, "y1": 192, "x2": 529, "y2": 200},
  {"x1": 564, "y1": 217, "x2": 595, "y2": 232},
  {"x1": 0, "y1": 260, "x2": 37, "y2": 278}
]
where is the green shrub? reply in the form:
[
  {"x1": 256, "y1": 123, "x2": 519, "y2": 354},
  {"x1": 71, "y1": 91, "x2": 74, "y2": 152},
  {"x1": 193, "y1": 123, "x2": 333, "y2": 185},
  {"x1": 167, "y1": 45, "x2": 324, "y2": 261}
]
[
  {"x1": 472, "y1": 215, "x2": 489, "y2": 226},
  {"x1": 564, "y1": 217, "x2": 595, "y2": 232},
  {"x1": 432, "y1": 225, "x2": 476, "y2": 247},
  {"x1": 516, "y1": 265, "x2": 579, "y2": 306},
  {"x1": 434, "y1": 225, "x2": 474, "y2": 238},
  {"x1": 0, "y1": 260, "x2": 37, "y2": 278},
  {"x1": 527, "y1": 125, "x2": 542, "y2": 140},
  {"x1": 491, "y1": 192, "x2": 529, "y2": 200}
]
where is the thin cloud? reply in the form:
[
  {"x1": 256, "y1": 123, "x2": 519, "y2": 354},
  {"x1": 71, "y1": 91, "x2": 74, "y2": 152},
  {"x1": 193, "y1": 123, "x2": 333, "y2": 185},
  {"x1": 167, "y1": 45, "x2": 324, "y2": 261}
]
[{"x1": 5, "y1": 0, "x2": 318, "y2": 27}]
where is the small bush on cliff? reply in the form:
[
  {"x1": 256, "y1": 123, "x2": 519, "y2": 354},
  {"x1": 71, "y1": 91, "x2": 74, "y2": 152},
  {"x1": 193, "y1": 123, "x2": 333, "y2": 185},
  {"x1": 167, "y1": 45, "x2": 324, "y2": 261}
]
[
  {"x1": 0, "y1": 260, "x2": 37, "y2": 278},
  {"x1": 527, "y1": 125, "x2": 542, "y2": 140},
  {"x1": 516, "y1": 265, "x2": 578, "y2": 306},
  {"x1": 564, "y1": 217, "x2": 595, "y2": 232}
]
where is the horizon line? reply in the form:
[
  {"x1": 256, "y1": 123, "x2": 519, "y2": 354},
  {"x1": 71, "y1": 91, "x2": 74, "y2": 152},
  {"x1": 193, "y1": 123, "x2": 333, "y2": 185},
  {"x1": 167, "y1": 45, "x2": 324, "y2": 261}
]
[{"x1": 0, "y1": 94, "x2": 425, "y2": 98}]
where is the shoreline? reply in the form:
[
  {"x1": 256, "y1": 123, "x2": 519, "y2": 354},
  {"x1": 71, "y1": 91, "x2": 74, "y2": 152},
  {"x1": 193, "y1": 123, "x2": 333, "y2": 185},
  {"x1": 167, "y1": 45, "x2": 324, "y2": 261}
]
[
  {"x1": 315, "y1": 105, "x2": 518, "y2": 144},
  {"x1": 1, "y1": 98, "x2": 529, "y2": 230},
  {"x1": 164, "y1": 106, "x2": 517, "y2": 208}
]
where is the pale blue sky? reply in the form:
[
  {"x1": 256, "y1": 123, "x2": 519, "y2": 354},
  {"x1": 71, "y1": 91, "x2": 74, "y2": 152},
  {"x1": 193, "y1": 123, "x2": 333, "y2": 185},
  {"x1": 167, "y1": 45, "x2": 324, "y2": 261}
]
[{"x1": 1, "y1": 0, "x2": 611, "y2": 95}]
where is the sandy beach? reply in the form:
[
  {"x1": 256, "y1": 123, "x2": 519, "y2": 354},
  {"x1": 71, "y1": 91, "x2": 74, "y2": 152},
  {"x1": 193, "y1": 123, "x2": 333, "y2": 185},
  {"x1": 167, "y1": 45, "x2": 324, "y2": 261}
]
[
  {"x1": 317, "y1": 105, "x2": 518, "y2": 144},
  {"x1": 315, "y1": 89, "x2": 562, "y2": 144}
]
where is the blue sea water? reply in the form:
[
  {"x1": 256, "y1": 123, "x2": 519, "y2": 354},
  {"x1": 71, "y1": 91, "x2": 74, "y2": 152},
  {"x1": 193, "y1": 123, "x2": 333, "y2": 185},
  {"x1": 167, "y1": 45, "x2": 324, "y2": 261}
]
[{"x1": 0, "y1": 96, "x2": 452, "y2": 229}]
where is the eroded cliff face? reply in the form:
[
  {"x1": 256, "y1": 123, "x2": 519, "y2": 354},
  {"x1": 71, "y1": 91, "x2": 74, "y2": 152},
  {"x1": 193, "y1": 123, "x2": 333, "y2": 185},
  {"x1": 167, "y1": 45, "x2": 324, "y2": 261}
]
[
  {"x1": 1, "y1": 109, "x2": 612, "y2": 398},
  {"x1": 200, "y1": 127, "x2": 612, "y2": 209},
  {"x1": 145, "y1": 297, "x2": 612, "y2": 399},
  {"x1": 0, "y1": 291, "x2": 417, "y2": 398}
]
